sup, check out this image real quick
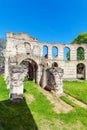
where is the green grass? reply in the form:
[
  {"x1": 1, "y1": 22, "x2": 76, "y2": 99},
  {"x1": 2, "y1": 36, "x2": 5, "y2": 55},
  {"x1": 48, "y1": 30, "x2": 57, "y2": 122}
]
[
  {"x1": 0, "y1": 75, "x2": 87, "y2": 130},
  {"x1": 0, "y1": 75, "x2": 9, "y2": 100},
  {"x1": 60, "y1": 96, "x2": 76, "y2": 107},
  {"x1": 63, "y1": 80, "x2": 87, "y2": 104}
]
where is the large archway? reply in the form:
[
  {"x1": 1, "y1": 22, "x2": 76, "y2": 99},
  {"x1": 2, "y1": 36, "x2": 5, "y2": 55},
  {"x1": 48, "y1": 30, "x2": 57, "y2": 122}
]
[
  {"x1": 77, "y1": 63, "x2": 85, "y2": 80},
  {"x1": 20, "y1": 59, "x2": 38, "y2": 83}
]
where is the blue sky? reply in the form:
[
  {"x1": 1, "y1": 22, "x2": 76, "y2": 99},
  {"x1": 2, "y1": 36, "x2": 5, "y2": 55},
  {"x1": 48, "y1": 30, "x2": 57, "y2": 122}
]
[{"x1": 0, "y1": 0, "x2": 87, "y2": 43}]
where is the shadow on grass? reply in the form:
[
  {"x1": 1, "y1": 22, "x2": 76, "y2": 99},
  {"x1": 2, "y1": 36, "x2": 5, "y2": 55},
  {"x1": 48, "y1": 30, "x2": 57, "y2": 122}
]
[{"x1": 0, "y1": 98, "x2": 38, "y2": 130}]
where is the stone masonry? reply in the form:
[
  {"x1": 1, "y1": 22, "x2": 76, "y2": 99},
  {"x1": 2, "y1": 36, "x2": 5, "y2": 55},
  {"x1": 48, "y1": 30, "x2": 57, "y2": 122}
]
[{"x1": 3, "y1": 32, "x2": 87, "y2": 101}]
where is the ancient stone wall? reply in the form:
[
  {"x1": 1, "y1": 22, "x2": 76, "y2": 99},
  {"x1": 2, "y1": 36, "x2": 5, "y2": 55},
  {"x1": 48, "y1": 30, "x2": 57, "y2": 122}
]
[{"x1": 3, "y1": 32, "x2": 87, "y2": 101}]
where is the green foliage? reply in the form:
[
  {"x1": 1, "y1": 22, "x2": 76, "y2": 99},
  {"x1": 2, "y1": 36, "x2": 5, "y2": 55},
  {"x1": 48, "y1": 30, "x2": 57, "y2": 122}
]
[
  {"x1": 0, "y1": 38, "x2": 6, "y2": 49},
  {"x1": 71, "y1": 32, "x2": 87, "y2": 44}
]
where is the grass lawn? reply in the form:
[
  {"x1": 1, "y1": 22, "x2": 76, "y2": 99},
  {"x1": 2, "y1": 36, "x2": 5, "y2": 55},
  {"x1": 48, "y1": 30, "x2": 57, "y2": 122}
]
[
  {"x1": 0, "y1": 75, "x2": 87, "y2": 130},
  {"x1": 63, "y1": 80, "x2": 87, "y2": 104}
]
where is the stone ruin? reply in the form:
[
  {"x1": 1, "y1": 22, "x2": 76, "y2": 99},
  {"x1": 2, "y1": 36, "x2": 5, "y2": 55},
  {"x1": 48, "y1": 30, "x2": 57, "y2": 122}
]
[{"x1": 3, "y1": 32, "x2": 87, "y2": 101}]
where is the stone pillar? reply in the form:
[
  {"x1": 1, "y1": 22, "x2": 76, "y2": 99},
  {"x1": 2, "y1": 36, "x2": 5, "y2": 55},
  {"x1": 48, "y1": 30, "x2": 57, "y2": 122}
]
[
  {"x1": 54, "y1": 68, "x2": 64, "y2": 96},
  {"x1": 5, "y1": 57, "x2": 11, "y2": 89},
  {"x1": 36, "y1": 65, "x2": 41, "y2": 84},
  {"x1": 48, "y1": 46, "x2": 52, "y2": 59},
  {"x1": 33, "y1": 66, "x2": 35, "y2": 82},
  {"x1": 41, "y1": 67, "x2": 47, "y2": 88},
  {"x1": 5, "y1": 58, "x2": 9, "y2": 80},
  {"x1": 58, "y1": 47, "x2": 63, "y2": 60},
  {"x1": 46, "y1": 67, "x2": 64, "y2": 96},
  {"x1": 10, "y1": 65, "x2": 25, "y2": 102},
  {"x1": 55, "y1": 76, "x2": 63, "y2": 96},
  {"x1": 84, "y1": 48, "x2": 87, "y2": 61},
  {"x1": 70, "y1": 47, "x2": 77, "y2": 61},
  {"x1": 85, "y1": 64, "x2": 87, "y2": 80}
]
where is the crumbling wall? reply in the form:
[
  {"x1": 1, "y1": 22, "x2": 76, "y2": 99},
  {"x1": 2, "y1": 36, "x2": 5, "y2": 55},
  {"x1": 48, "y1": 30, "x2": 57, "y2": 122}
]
[
  {"x1": 3, "y1": 32, "x2": 87, "y2": 101},
  {"x1": 46, "y1": 67, "x2": 63, "y2": 96}
]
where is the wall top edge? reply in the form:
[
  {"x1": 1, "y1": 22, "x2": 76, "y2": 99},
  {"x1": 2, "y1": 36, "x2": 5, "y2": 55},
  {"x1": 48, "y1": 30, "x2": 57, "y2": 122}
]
[{"x1": 6, "y1": 32, "x2": 87, "y2": 46}]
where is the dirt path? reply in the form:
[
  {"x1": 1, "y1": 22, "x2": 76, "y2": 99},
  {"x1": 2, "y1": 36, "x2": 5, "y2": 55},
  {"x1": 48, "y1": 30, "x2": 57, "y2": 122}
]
[
  {"x1": 65, "y1": 93, "x2": 87, "y2": 109},
  {"x1": 37, "y1": 85, "x2": 73, "y2": 113}
]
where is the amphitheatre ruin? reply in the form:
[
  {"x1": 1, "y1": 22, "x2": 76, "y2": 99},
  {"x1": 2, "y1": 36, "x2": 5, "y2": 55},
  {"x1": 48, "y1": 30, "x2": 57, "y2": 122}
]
[{"x1": 3, "y1": 32, "x2": 87, "y2": 101}]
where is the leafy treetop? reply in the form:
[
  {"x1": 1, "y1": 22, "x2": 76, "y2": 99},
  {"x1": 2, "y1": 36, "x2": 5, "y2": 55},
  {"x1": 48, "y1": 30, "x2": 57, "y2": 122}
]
[{"x1": 71, "y1": 32, "x2": 87, "y2": 44}]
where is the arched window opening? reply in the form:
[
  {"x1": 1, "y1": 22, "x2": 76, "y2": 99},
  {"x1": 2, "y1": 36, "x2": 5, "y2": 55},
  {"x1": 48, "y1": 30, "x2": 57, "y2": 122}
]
[
  {"x1": 64, "y1": 47, "x2": 70, "y2": 60},
  {"x1": 77, "y1": 47, "x2": 84, "y2": 60},
  {"x1": 42, "y1": 45, "x2": 48, "y2": 58},
  {"x1": 77, "y1": 63, "x2": 85, "y2": 80},
  {"x1": 52, "y1": 62, "x2": 58, "y2": 68},
  {"x1": 52, "y1": 46, "x2": 58, "y2": 58}
]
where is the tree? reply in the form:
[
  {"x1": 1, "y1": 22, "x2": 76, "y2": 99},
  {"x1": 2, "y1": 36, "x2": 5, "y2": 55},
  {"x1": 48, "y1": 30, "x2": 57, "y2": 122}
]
[
  {"x1": 71, "y1": 33, "x2": 87, "y2": 44},
  {"x1": 0, "y1": 38, "x2": 6, "y2": 67}
]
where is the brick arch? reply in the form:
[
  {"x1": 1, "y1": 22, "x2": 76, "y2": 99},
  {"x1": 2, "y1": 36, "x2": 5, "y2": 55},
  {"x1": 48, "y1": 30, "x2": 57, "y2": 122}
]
[
  {"x1": 17, "y1": 54, "x2": 39, "y2": 65},
  {"x1": 76, "y1": 45, "x2": 85, "y2": 50}
]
